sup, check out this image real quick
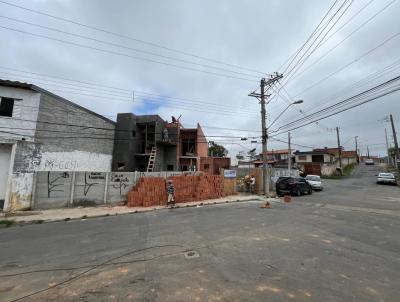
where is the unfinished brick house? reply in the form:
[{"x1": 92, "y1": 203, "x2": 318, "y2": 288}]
[{"x1": 112, "y1": 113, "x2": 229, "y2": 173}]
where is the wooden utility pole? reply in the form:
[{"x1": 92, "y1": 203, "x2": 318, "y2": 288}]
[
  {"x1": 288, "y1": 132, "x2": 292, "y2": 175},
  {"x1": 336, "y1": 127, "x2": 342, "y2": 171},
  {"x1": 389, "y1": 114, "x2": 399, "y2": 169}
]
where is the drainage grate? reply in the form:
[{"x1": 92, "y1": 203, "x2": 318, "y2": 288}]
[{"x1": 184, "y1": 250, "x2": 200, "y2": 259}]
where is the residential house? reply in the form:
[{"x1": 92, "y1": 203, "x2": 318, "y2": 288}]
[
  {"x1": 294, "y1": 149, "x2": 336, "y2": 176},
  {"x1": 314, "y1": 147, "x2": 358, "y2": 165},
  {"x1": 0, "y1": 79, "x2": 115, "y2": 211}
]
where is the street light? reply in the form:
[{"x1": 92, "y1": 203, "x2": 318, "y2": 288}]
[{"x1": 268, "y1": 100, "x2": 304, "y2": 129}]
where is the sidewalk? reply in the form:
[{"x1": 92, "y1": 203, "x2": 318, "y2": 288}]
[{"x1": 1, "y1": 195, "x2": 275, "y2": 225}]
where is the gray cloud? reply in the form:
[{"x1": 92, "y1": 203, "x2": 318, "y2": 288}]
[{"x1": 0, "y1": 0, "x2": 399, "y2": 160}]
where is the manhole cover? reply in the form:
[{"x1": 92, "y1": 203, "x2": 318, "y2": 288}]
[{"x1": 184, "y1": 250, "x2": 200, "y2": 259}]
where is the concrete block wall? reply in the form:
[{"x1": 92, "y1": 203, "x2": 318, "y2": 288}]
[
  {"x1": 35, "y1": 93, "x2": 115, "y2": 171},
  {"x1": 32, "y1": 171, "x2": 191, "y2": 209}
]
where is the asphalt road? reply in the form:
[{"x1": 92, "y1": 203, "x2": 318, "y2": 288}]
[{"x1": 0, "y1": 164, "x2": 399, "y2": 302}]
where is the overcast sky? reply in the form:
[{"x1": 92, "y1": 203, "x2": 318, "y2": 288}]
[{"x1": 1, "y1": 0, "x2": 399, "y2": 161}]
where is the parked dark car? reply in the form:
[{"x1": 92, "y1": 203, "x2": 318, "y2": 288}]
[{"x1": 276, "y1": 177, "x2": 313, "y2": 197}]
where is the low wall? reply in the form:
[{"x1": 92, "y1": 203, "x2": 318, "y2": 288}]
[
  {"x1": 128, "y1": 174, "x2": 230, "y2": 207},
  {"x1": 32, "y1": 171, "x2": 194, "y2": 210}
]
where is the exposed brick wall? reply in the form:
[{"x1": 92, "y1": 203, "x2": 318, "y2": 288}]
[
  {"x1": 128, "y1": 177, "x2": 167, "y2": 207},
  {"x1": 127, "y1": 174, "x2": 229, "y2": 207},
  {"x1": 196, "y1": 124, "x2": 208, "y2": 157},
  {"x1": 199, "y1": 157, "x2": 231, "y2": 175}
]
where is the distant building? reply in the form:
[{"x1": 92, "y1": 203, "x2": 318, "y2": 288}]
[
  {"x1": 256, "y1": 149, "x2": 295, "y2": 167},
  {"x1": 0, "y1": 79, "x2": 115, "y2": 211},
  {"x1": 294, "y1": 149, "x2": 336, "y2": 176}
]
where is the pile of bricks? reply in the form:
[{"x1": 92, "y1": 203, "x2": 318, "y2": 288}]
[
  {"x1": 127, "y1": 177, "x2": 167, "y2": 207},
  {"x1": 127, "y1": 174, "x2": 228, "y2": 207}
]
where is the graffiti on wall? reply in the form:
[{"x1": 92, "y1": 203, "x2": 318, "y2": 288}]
[
  {"x1": 44, "y1": 159, "x2": 78, "y2": 171},
  {"x1": 39, "y1": 151, "x2": 112, "y2": 171},
  {"x1": 83, "y1": 172, "x2": 105, "y2": 196},
  {"x1": 47, "y1": 172, "x2": 70, "y2": 198},
  {"x1": 110, "y1": 173, "x2": 130, "y2": 196}
]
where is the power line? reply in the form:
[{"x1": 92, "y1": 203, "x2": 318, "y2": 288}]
[
  {"x1": 0, "y1": 25, "x2": 256, "y2": 82},
  {"x1": 0, "y1": 66, "x2": 259, "y2": 112},
  {"x1": 279, "y1": 0, "x2": 340, "y2": 73},
  {"x1": 292, "y1": 31, "x2": 400, "y2": 97},
  {"x1": 271, "y1": 77, "x2": 400, "y2": 136},
  {"x1": 282, "y1": 0, "x2": 353, "y2": 84},
  {"x1": 288, "y1": 0, "x2": 397, "y2": 84},
  {"x1": 274, "y1": 77, "x2": 400, "y2": 131},
  {"x1": 296, "y1": 55, "x2": 400, "y2": 116},
  {"x1": 0, "y1": 0, "x2": 267, "y2": 75},
  {"x1": 0, "y1": 15, "x2": 261, "y2": 79}
]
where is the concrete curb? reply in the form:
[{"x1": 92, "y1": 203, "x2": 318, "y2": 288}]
[{"x1": 1, "y1": 196, "x2": 272, "y2": 227}]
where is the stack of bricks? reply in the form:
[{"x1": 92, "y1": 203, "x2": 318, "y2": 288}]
[
  {"x1": 127, "y1": 174, "x2": 227, "y2": 207},
  {"x1": 127, "y1": 177, "x2": 167, "y2": 207}
]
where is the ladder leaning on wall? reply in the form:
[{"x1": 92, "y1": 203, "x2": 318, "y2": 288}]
[{"x1": 146, "y1": 147, "x2": 157, "y2": 172}]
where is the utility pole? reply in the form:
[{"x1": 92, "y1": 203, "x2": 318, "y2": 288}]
[
  {"x1": 355, "y1": 136, "x2": 358, "y2": 164},
  {"x1": 260, "y1": 78, "x2": 268, "y2": 196},
  {"x1": 385, "y1": 128, "x2": 390, "y2": 165},
  {"x1": 389, "y1": 114, "x2": 399, "y2": 169},
  {"x1": 336, "y1": 127, "x2": 342, "y2": 171},
  {"x1": 288, "y1": 132, "x2": 291, "y2": 175},
  {"x1": 249, "y1": 73, "x2": 283, "y2": 197},
  {"x1": 367, "y1": 146, "x2": 370, "y2": 158}
]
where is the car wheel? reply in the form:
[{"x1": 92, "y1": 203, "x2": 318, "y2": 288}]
[
  {"x1": 308, "y1": 187, "x2": 312, "y2": 195},
  {"x1": 292, "y1": 188, "x2": 301, "y2": 197}
]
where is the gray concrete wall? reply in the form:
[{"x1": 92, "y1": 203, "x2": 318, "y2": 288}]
[
  {"x1": 33, "y1": 171, "x2": 191, "y2": 209},
  {"x1": 35, "y1": 93, "x2": 115, "y2": 171},
  {"x1": 112, "y1": 113, "x2": 178, "y2": 172}
]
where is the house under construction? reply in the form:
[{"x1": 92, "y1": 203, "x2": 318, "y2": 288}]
[{"x1": 112, "y1": 113, "x2": 228, "y2": 173}]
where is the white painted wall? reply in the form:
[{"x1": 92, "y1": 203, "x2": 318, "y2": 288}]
[
  {"x1": 0, "y1": 144, "x2": 12, "y2": 201},
  {"x1": 0, "y1": 86, "x2": 41, "y2": 141},
  {"x1": 38, "y1": 151, "x2": 112, "y2": 172}
]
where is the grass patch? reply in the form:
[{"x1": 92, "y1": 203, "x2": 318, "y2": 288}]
[
  {"x1": 343, "y1": 163, "x2": 357, "y2": 176},
  {"x1": 322, "y1": 163, "x2": 357, "y2": 179},
  {"x1": 0, "y1": 219, "x2": 16, "y2": 227}
]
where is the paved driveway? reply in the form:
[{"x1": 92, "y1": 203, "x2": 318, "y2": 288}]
[{"x1": 1, "y1": 164, "x2": 399, "y2": 301}]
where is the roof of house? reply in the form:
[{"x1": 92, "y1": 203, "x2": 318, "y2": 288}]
[
  {"x1": 342, "y1": 151, "x2": 357, "y2": 158},
  {"x1": 266, "y1": 149, "x2": 289, "y2": 155},
  {"x1": 0, "y1": 79, "x2": 115, "y2": 124},
  {"x1": 294, "y1": 150, "x2": 335, "y2": 156}
]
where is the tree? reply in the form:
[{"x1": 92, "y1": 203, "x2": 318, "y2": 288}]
[
  {"x1": 209, "y1": 142, "x2": 228, "y2": 157},
  {"x1": 388, "y1": 147, "x2": 398, "y2": 158},
  {"x1": 247, "y1": 148, "x2": 257, "y2": 160}
]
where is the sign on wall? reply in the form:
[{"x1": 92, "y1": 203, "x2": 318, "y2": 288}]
[{"x1": 224, "y1": 170, "x2": 237, "y2": 178}]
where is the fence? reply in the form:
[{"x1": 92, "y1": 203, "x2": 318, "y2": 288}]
[
  {"x1": 32, "y1": 171, "x2": 196, "y2": 209},
  {"x1": 236, "y1": 167, "x2": 300, "y2": 193}
]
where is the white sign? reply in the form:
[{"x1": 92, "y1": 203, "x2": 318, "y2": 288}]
[{"x1": 224, "y1": 170, "x2": 237, "y2": 178}]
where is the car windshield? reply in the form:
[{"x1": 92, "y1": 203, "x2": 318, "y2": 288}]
[
  {"x1": 306, "y1": 175, "x2": 320, "y2": 181},
  {"x1": 379, "y1": 173, "x2": 394, "y2": 178}
]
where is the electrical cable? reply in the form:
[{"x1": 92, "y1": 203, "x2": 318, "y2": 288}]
[
  {"x1": 0, "y1": 25, "x2": 256, "y2": 82},
  {"x1": 292, "y1": 31, "x2": 400, "y2": 98},
  {"x1": 0, "y1": 15, "x2": 261, "y2": 79},
  {"x1": 288, "y1": 0, "x2": 397, "y2": 84},
  {"x1": 0, "y1": 0, "x2": 268, "y2": 75}
]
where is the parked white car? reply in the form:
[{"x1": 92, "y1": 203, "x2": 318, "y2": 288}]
[
  {"x1": 376, "y1": 173, "x2": 397, "y2": 185},
  {"x1": 365, "y1": 159, "x2": 375, "y2": 165},
  {"x1": 305, "y1": 175, "x2": 323, "y2": 191}
]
